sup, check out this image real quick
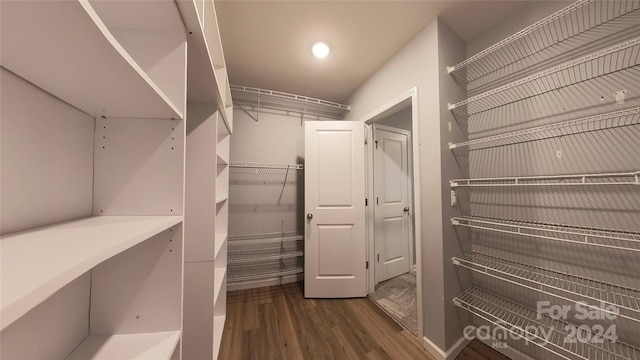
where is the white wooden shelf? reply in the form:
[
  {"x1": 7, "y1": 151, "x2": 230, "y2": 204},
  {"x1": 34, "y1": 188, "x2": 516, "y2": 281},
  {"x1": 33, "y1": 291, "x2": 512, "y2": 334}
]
[
  {"x1": 231, "y1": 85, "x2": 351, "y2": 119},
  {"x1": 453, "y1": 252, "x2": 640, "y2": 322},
  {"x1": 0, "y1": 216, "x2": 182, "y2": 330},
  {"x1": 447, "y1": 0, "x2": 640, "y2": 81},
  {"x1": 214, "y1": 268, "x2": 227, "y2": 305},
  {"x1": 450, "y1": 171, "x2": 640, "y2": 188},
  {"x1": 454, "y1": 287, "x2": 640, "y2": 360},
  {"x1": 65, "y1": 331, "x2": 181, "y2": 360},
  {"x1": 449, "y1": 106, "x2": 640, "y2": 150},
  {"x1": 215, "y1": 234, "x2": 227, "y2": 260},
  {"x1": 452, "y1": 216, "x2": 640, "y2": 252},
  {"x1": 1, "y1": 0, "x2": 183, "y2": 120},
  {"x1": 448, "y1": 37, "x2": 640, "y2": 116},
  {"x1": 213, "y1": 315, "x2": 226, "y2": 359}
]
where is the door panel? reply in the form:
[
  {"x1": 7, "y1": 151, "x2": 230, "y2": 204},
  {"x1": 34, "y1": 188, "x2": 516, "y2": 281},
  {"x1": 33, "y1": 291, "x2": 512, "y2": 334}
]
[
  {"x1": 374, "y1": 126, "x2": 410, "y2": 283},
  {"x1": 305, "y1": 121, "x2": 366, "y2": 298}
]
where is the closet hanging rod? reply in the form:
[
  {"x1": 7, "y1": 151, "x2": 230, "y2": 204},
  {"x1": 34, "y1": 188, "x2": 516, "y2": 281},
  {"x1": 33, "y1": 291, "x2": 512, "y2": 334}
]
[
  {"x1": 450, "y1": 171, "x2": 640, "y2": 188},
  {"x1": 453, "y1": 252, "x2": 640, "y2": 322},
  {"x1": 451, "y1": 216, "x2": 640, "y2": 252},
  {"x1": 447, "y1": 0, "x2": 640, "y2": 79},
  {"x1": 229, "y1": 161, "x2": 303, "y2": 170},
  {"x1": 449, "y1": 106, "x2": 640, "y2": 150},
  {"x1": 454, "y1": 287, "x2": 640, "y2": 360},
  {"x1": 230, "y1": 85, "x2": 350, "y2": 119},
  {"x1": 448, "y1": 37, "x2": 640, "y2": 115}
]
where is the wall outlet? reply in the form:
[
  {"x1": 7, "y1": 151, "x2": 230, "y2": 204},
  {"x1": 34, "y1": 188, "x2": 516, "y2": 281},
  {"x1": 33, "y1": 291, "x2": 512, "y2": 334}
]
[{"x1": 451, "y1": 190, "x2": 457, "y2": 206}]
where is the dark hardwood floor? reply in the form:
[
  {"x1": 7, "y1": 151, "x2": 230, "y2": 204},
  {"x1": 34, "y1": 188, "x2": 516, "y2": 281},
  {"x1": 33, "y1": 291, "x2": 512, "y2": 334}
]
[{"x1": 218, "y1": 282, "x2": 510, "y2": 360}]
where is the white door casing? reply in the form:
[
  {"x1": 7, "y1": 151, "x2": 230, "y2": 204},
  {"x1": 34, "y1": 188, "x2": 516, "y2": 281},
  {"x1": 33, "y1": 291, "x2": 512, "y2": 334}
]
[
  {"x1": 374, "y1": 125, "x2": 411, "y2": 283},
  {"x1": 304, "y1": 121, "x2": 366, "y2": 298}
]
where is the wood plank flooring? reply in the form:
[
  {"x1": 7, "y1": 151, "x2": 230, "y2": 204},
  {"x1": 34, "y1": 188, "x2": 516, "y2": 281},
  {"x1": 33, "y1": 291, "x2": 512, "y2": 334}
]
[{"x1": 218, "y1": 282, "x2": 510, "y2": 360}]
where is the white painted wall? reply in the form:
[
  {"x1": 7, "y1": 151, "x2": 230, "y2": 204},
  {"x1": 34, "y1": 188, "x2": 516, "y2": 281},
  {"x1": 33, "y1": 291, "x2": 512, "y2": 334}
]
[
  {"x1": 346, "y1": 18, "x2": 471, "y2": 353},
  {"x1": 0, "y1": 69, "x2": 94, "y2": 235}
]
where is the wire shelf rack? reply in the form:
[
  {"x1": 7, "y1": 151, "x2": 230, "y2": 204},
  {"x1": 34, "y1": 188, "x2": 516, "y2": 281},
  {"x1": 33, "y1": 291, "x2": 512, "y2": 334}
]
[
  {"x1": 227, "y1": 258, "x2": 304, "y2": 283},
  {"x1": 452, "y1": 216, "x2": 640, "y2": 252},
  {"x1": 229, "y1": 162, "x2": 302, "y2": 186},
  {"x1": 450, "y1": 171, "x2": 640, "y2": 188},
  {"x1": 453, "y1": 252, "x2": 640, "y2": 322},
  {"x1": 449, "y1": 107, "x2": 640, "y2": 150},
  {"x1": 228, "y1": 240, "x2": 303, "y2": 264},
  {"x1": 448, "y1": 37, "x2": 640, "y2": 116},
  {"x1": 228, "y1": 232, "x2": 304, "y2": 245},
  {"x1": 448, "y1": 0, "x2": 640, "y2": 82},
  {"x1": 231, "y1": 85, "x2": 350, "y2": 119},
  {"x1": 454, "y1": 287, "x2": 640, "y2": 360}
]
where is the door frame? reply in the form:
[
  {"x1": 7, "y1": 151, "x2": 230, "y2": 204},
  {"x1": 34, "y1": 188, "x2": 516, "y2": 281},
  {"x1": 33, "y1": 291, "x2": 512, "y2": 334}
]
[
  {"x1": 372, "y1": 123, "x2": 414, "y2": 282},
  {"x1": 362, "y1": 87, "x2": 423, "y2": 341}
]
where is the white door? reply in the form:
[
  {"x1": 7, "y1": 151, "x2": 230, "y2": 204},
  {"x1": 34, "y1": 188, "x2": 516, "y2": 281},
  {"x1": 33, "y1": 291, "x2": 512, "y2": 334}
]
[
  {"x1": 374, "y1": 125, "x2": 411, "y2": 283},
  {"x1": 304, "y1": 121, "x2": 366, "y2": 298}
]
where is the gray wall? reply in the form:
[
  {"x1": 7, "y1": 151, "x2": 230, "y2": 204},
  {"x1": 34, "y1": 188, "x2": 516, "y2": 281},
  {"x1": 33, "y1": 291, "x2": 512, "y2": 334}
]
[
  {"x1": 378, "y1": 106, "x2": 412, "y2": 131},
  {"x1": 346, "y1": 18, "x2": 471, "y2": 352}
]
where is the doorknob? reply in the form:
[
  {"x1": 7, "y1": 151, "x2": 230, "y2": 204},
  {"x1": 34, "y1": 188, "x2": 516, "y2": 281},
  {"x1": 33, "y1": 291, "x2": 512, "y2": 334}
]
[
  {"x1": 307, "y1": 213, "x2": 313, "y2": 220},
  {"x1": 404, "y1": 207, "x2": 410, "y2": 212}
]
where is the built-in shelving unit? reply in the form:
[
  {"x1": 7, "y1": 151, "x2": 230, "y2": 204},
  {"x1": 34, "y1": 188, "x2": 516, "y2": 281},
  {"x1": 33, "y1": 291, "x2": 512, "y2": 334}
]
[
  {"x1": 1, "y1": 216, "x2": 181, "y2": 331},
  {"x1": 231, "y1": 85, "x2": 351, "y2": 119},
  {"x1": 454, "y1": 287, "x2": 640, "y2": 360},
  {"x1": 453, "y1": 252, "x2": 640, "y2": 322},
  {"x1": 178, "y1": 0, "x2": 233, "y2": 357},
  {"x1": 1, "y1": 0, "x2": 187, "y2": 358},
  {"x1": 448, "y1": 0, "x2": 640, "y2": 358}
]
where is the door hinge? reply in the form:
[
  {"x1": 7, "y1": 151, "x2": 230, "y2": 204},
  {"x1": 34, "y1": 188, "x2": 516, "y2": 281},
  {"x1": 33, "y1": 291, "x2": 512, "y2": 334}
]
[
  {"x1": 366, "y1": 261, "x2": 369, "y2": 269},
  {"x1": 365, "y1": 198, "x2": 368, "y2": 206},
  {"x1": 374, "y1": 140, "x2": 378, "y2": 149},
  {"x1": 376, "y1": 197, "x2": 379, "y2": 205},
  {"x1": 377, "y1": 253, "x2": 380, "y2": 262},
  {"x1": 365, "y1": 137, "x2": 368, "y2": 145}
]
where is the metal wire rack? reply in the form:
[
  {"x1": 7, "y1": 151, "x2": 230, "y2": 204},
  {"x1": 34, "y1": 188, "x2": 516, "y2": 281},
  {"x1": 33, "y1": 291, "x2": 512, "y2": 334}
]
[
  {"x1": 450, "y1": 171, "x2": 640, "y2": 188},
  {"x1": 453, "y1": 252, "x2": 640, "y2": 322},
  {"x1": 228, "y1": 232, "x2": 304, "y2": 245},
  {"x1": 449, "y1": 107, "x2": 640, "y2": 150},
  {"x1": 229, "y1": 161, "x2": 302, "y2": 186},
  {"x1": 452, "y1": 216, "x2": 640, "y2": 252},
  {"x1": 448, "y1": 37, "x2": 640, "y2": 116},
  {"x1": 227, "y1": 257, "x2": 304, "y2": 283},
  {"x1": 448, "y1": 0, "x2": 640, "y2": 82},
  {"x1": 454, "y1": 287, "x2": 640, "y2": 360},
  {"x1": 228, "y1": 241, "x2": 303, "y2": 264},
  {"x1": 230, "y1": 85, "x2": 350, "y2": 119}
]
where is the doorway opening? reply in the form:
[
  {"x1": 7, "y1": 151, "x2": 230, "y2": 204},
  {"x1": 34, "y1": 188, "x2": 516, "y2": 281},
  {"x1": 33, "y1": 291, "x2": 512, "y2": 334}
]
[{"x1": 363, "y1": 88, "x2": 422, "y2": 340}]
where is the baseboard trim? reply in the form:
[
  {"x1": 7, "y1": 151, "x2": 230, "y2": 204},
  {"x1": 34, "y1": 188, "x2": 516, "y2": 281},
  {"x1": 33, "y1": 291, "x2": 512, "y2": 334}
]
[{"x1": 422, "y1": 335, "x2": 470, "y2": 360}]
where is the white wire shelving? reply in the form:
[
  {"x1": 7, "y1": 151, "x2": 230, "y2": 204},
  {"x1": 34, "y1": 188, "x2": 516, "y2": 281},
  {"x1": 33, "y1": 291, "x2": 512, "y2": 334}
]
[
  {"x1": 227, "y1": 258, "x2": 304, "y2": 283},
  {"x1": 454, "y1": 287, "x2": 640, "y2": 360},
  {"x1": 230, "y1": 85, "x2": 350, "y2": 119},
  {"x1": 229, "y1": 162, "x2": 302, "y2": 186},
  {"x1": 449, "y1": 106, "x2": 640, "y2": 150},
  {"x1": 450, "y1": 171, "x2": 640, "y2": 188},
  {"x1": 448, "y1": 0, "x2": 640, "y2": 83},
  {"x1": 453, "y1": 252, "x2": 640, "y2": 322},
  {"x1": 452, "y1": 216, "x2": 640, "y2": 252},
  {"x1": 228, "y1": 232, "x2": 303, "y2": 245},
  {"x1": 448, "y1": 37, "x2": 640, "y2": 116},
  {"x1": 228, "y1": 238, "x2": 303, "y2": 264}
]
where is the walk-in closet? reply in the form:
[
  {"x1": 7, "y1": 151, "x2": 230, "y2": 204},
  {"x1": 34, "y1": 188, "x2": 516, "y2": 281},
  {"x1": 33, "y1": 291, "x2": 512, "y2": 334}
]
[{"x1": 1, "y1": 0, "x2": 639, "y2": 359}]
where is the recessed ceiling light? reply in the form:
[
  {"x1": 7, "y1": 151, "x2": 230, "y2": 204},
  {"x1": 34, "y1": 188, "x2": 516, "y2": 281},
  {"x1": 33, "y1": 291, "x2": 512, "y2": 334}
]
[{"x1": 312, "y1": 42, "x2": 330, "y2": 59}]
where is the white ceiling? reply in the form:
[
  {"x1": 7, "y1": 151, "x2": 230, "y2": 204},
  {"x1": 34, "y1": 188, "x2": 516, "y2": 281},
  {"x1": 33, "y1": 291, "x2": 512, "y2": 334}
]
[{"x1": 216, "y1": 1, "x2": 533, "y2": 103}]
